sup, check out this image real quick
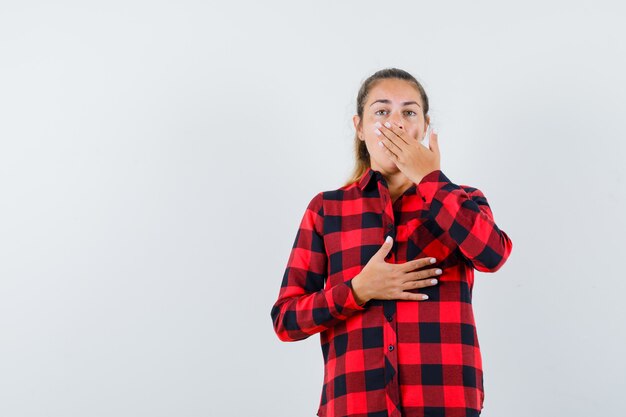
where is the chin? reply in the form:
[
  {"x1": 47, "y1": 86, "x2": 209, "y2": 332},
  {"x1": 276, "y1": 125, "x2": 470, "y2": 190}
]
[{"x1": 373, "y1": 158, "x2": 400, "y2": 173}]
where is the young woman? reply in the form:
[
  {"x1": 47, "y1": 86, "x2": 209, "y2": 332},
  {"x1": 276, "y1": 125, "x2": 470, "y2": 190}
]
[{"x1": 270, "y1": 68, "x2": 513, "y2": 417}]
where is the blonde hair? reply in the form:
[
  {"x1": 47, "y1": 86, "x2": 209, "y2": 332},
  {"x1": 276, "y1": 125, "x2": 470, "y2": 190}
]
[{"x1": 343, "y1": 68, "x2": 430, "y2": 187}]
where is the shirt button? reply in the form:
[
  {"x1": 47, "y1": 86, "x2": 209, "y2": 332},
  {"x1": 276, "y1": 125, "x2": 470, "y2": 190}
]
[
  {"x1": 385, "y1": 314, "x2": 393, "y2": 322},
  {"x1": 387, "y1": 224, "x2": 393, "y2": 230},
  {"x1": 388, "y1": 344, "x2": 394, "y2": 351}
]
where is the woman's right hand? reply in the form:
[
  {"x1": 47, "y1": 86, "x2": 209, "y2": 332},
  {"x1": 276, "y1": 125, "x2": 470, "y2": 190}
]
[{"x1": 351, "y1": 236, "x2": 442, "y2": 304}]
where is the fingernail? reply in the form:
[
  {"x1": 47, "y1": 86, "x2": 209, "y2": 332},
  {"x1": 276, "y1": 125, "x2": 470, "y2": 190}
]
[
  {"x1": 385, "y1": 235, "x2": 392, "y2": 243},
  {"x1": 431, "y1": 279, "x2": 438, "y2": 285},
  {"x1": 374, "y1": 121, "x2": 382, "y2": 128},
  {"x1": 378, "y1": 141, "x2": 383, "y2": 147},
  {"x1": 422, "y1": 295, "x2": 429, "y2": 300},
  {"x1": 430, "y1": 258, "x2": 436, "y2": 263},
  {"x1": 384, "y1": 122, "x2": 391, "y2": 128},
  {"x1": 375, "y1": 129, "x2": 381, "y2": 135},
  {"x1": 435, "y1": 269, "x2": 442, "y2": 274}
]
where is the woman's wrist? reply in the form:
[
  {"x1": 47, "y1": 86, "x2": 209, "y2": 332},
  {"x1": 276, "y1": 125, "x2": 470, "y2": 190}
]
[{"x1": 351, "y1": 274, "x2": 369, "y2": 306}]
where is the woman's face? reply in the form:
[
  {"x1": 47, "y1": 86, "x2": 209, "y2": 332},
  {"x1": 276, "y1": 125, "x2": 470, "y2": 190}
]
[{"x1": 353, "y1": 78, "x2": 430, "y2": 174}]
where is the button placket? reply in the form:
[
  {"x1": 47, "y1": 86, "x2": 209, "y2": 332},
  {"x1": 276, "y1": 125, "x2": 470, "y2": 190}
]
[
  {"x1": 380, "y1": 184, "x2": 396, "y2": 256},
  {"x1": 383, "y1": 319, "x2": 400, "y2": 417},
  {"x1": 378, "y1": 180, "x2": 401, "y2": 417}
]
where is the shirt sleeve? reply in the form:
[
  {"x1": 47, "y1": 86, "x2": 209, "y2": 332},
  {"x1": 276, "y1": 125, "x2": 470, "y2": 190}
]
[
  {"x1": 270, "y1": 192, "x2": 367, "y2": 342},
  {"x1": 416, "y1": 169, "x2": 513, "y2": 272}
]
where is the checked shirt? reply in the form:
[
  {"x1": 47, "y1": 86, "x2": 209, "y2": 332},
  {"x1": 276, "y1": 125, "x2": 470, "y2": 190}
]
[{"x1": 270, "y1": 167, "x2": 513, "y2": 417}]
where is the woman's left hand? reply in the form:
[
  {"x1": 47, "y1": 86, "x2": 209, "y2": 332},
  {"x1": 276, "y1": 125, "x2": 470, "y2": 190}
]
[{"x1": 375, "y1": 121, "x2": 441, "y2": 183}]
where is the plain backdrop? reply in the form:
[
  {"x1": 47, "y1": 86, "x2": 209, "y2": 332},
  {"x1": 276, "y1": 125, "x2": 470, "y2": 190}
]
[{"x1": 1, "y1": 1, "x2": 625, "y2": 416}]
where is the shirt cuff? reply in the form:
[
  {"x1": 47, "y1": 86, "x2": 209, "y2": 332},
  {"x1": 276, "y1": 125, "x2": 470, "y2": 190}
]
[
  {"x1": 343, "y1": 278, "x2": 367, "y2": 311},
  {"x1": 416, "y1": 169, "x2": 453, "y2": 205}
]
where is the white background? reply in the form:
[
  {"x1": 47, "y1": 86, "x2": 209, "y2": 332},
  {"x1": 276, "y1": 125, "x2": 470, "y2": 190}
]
[{"x1": 1, "y1": 1, "x2": 625, "y2": 416}]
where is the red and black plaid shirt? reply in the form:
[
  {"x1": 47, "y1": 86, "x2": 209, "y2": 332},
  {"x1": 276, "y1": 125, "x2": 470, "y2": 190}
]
[{"x1": 271, "y1": 167, "x2": 513, "y2": 417}]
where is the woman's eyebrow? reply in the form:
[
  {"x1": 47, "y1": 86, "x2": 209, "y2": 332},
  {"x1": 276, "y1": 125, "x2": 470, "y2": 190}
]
[{"x1": 369, "y1": 99, "x2": 421, "y2": 107}]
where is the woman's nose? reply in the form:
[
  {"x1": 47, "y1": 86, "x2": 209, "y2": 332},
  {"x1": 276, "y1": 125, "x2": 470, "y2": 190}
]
[{"x1": 388, "y1": 114, "x2": 404, "y2": 129}]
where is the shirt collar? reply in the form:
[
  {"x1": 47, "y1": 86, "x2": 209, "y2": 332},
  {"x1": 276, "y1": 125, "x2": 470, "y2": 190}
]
[
  {"x1": 358, "y1": 167, "x2": 379, "y2": 190},
  {"x1": 357, "y1": 166, "x2": 418, "y2": 195}
]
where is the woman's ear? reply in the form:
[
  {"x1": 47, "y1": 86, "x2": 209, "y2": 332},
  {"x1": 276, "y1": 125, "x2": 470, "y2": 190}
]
[{"x1": 353, "y1": 115, "x2": 363, "y2": 141}]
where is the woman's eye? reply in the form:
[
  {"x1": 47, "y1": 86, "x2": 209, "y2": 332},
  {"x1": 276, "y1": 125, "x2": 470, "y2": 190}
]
[{"x1": 375, "y1": 109, "x2": 417, "y2": 117}]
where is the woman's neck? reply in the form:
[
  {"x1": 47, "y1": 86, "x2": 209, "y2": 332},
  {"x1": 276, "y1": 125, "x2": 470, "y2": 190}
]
[{"x1": 379, "y1": 170, "x2": 413, "y2": 202}]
